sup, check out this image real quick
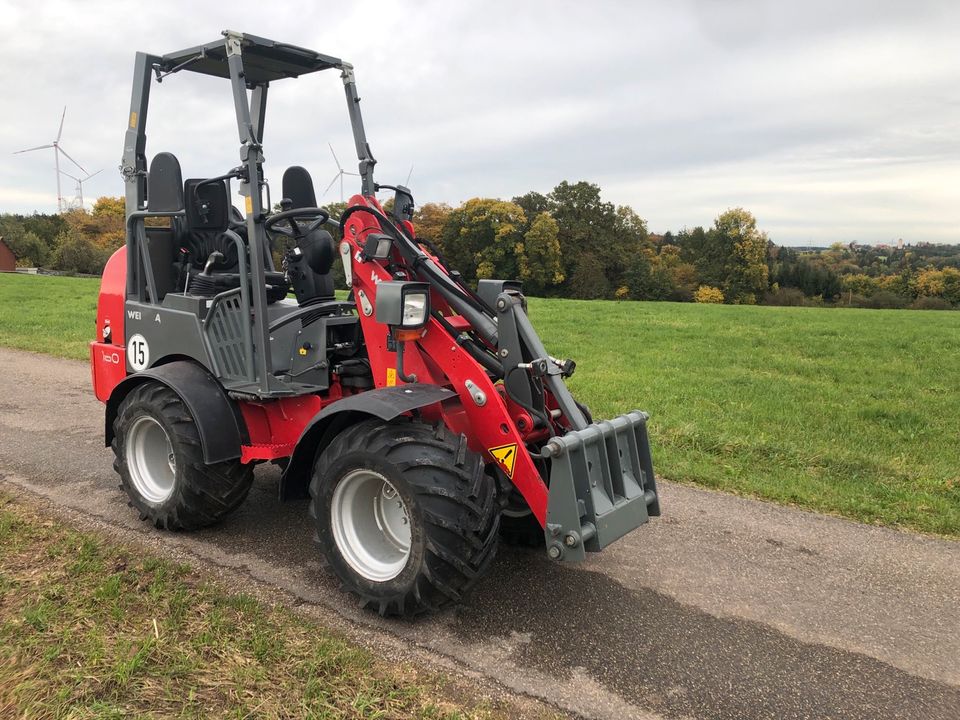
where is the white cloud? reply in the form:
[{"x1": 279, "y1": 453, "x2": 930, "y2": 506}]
[{"x1": 0, "y1": 0, "x2": 957, "y2": 245}]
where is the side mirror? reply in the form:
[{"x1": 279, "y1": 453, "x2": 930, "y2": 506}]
[{"x1": 392, "y1": 185, "x2": 415, "y2": 222}]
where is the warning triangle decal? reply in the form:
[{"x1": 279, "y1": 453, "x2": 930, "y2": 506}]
[{"x1": 489, "y1": 443, "x2": 518, "y2": 479}]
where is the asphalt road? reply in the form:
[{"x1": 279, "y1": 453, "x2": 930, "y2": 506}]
[{"x1": 0, "y1": 347, "x2": 957, "y2": 720}]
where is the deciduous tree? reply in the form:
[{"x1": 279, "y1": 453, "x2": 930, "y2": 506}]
[
  {"x1": 441, "y1": 199, "x2": 527, "y2": 282},
  {"x1": 712, "y1": 208, "x2": 769, "y2": 303},
  {"x1": 412, "y1": 202, "x2": 452, "y2": 249},
  {"x1": 517, "y1": 212, "x2": 564, "y2": 294},
  {"x1": 694, "y1": 285, "x2": 725, "y2": 303}
]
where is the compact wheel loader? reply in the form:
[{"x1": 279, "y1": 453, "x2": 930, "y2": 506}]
[{"x1": 90, "y1": 31, "x2": 660, "y2": 616}]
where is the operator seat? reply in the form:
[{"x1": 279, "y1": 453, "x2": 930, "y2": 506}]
[
  {"x1": 140, "y1": 152, "x2": 187, "y2": 302},
  {"x1": 278, "y1": 166, "x2": 339, "y2": 305},
  {"x1": 179, "y1": 175, "x2": 289, "y2": 302}
]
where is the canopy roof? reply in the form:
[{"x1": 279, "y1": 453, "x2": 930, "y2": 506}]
[{"x1": 159, "y1": 31, "x2": 343, "y2": 84}]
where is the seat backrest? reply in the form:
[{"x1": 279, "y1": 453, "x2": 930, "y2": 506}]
[
  {"x1": 142, "y1": 153, "x2": 184, "y2": 302},
  {"x1": 147, "y1": 152, "x2": 184, "y2": 212},
  {"x1": 282, "y1": 166, "x2": 318, "y2": 208}
]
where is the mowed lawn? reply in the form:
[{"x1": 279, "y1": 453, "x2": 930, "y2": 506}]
[{"x1": 1, "y1": 273, "x2": 958, "y2": 536}]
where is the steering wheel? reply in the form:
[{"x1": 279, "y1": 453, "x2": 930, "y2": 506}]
[{"x1": 264, "y1": 207, "x2": 331, "y2": 240}]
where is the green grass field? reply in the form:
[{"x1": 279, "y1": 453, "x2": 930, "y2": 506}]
[
  {"x1": 0, "y1": 273, "x2": 100, "y2": 360},
  {"x1": 1, "y1": 272, "x2": 958, "y2": 536}
]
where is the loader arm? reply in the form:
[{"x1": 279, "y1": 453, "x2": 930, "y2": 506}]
[{"x1": 338, "y1": 196, "x2": 660, "y2": 561}]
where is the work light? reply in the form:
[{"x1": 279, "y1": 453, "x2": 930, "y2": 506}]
[
  {"x1": 375, "y1": 281, "x2": 431, "y2": 330},
  {"x1": 361, "y1": 233, "x2": 393, "y2": 261}
]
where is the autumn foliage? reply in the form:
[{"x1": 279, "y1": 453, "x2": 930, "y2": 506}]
[
  {"x1": 694, "y1": 285, "x2": 725, "y2": 304},
  {"x1": 1, "y1": 184, "x2": 957, "y2": 309}
]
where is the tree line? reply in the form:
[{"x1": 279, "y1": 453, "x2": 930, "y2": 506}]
[
  {"x1": 410, "y1": 182, "x2": 771, "y2": 304},
  {"x1": 2, "y1": 181, "x2": 958, "y2": 309},
  {"x1": 0, "y1": 197, "x2": 124, "y2": 275},
  {"x1": 411, "y1": 182, "x2": 958, "y2": 309}
]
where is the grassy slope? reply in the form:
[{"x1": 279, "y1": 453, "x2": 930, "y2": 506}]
[
  {"x1": 0, "y1": 274, "x2": 99, "y2": 360},
  {"x1": 533, "y1": 298, "x2": 960, "y2": 535},
  {"x1": 1, "y1": 273, "x2": 957, "y2": 536},
  {"x1": 0, "y1": 498, "x2": 536, "y2": 719}
]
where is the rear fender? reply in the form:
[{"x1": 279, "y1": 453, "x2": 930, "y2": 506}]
[
  {"x1": 280, "y1": 384, "x2": 456, "y2": 500},
  {"x1": 91, "y1": 246, "x2": 128, "y2": 402},
  {"x1": 105, "y1": 360, "x2": 248, "y2": 464}
]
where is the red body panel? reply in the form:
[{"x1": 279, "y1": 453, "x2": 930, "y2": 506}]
[
  {"x1": 90, "y1": 342, "x2": 127, "y2": 403},
  {"x1": 90, "y1": 247, "x2": 128, "y2": 402},
  {"x1": 238, "y1": 395, "x2": 324, "y2": 463}
]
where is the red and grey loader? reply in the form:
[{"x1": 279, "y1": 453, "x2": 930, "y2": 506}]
[{"x1": 89, "y1": 31, "x2": 660, "y2": 616}]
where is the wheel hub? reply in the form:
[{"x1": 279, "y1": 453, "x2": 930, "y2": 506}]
[
  {"x1": 126, "y1": 415, "x2": 177, "y2": 504},
  {"x1": 330, "y1": 470, "x2": 412, "y2": 582}
]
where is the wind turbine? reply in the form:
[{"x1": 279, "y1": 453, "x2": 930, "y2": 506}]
[
  {"x1": 322, "y1": 143, "x2": 360, "y2": 202},
  {"x1": 13, "y1": 106, "x2": 87, "y2": 213},
  {"x1": 60, "y1": 169, "x2": 103, "y2": 210}
]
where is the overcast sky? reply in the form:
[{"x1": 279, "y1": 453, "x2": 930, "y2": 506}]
[{"x1": 1, "y1": 0, "x2": 957, "y2": 246}]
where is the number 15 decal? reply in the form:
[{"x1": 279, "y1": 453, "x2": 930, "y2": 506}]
[{"x1": 127, "y1": 334, "x2": 150, "y2": 372}]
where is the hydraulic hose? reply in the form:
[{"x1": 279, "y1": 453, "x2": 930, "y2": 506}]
[
  {"x1": 463, "y1": 337, "x2": 504, "y2": 376},
  {"x1": 339, "y1": 203, "x2": 481, "y2": 311}
]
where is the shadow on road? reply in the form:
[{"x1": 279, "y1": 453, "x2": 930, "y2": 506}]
[{"x1": 453, "y1": 550, "x2": 960, "y2": 720}]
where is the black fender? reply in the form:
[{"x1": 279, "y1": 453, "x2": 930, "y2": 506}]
[
  {"x1": 280, "y1": 384, "x2": 456, "y2": 500},
  {"x1": 105, "y1": 360, "x2": 249, "y2": 464}
]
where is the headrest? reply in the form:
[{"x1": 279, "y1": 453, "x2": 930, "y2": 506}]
[
  {"x1": 184, "y1": 179, "x2": 229, "y2": 231},
  {"x1": 282, "y1": 166, "x2": 318, "y2": 208},
  {"x1": 147, "y1": 152, "x2": 184, "y2": 212}
]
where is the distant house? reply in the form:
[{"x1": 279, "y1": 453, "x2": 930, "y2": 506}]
[{"x1": 0, "y1": 237, "x2": 16, "y2": 272}]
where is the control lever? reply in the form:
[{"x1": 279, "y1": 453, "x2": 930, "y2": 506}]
[
  {"x1": 202, "y1": 251, "x2": 224, "y2": 276},
  {"x1": 188, "y1": 251, "x2": 225, "y2": 298}
]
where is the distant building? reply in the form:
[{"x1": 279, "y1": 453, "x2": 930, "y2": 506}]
[{"x1": 0, "y1": 237, "x2": 16, "y2": 272}]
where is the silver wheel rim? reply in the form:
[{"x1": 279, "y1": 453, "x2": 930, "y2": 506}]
[
  {"x1": 126, "y1": 415, "x2": 177, "y2": 504},
  {"x1": 330, "y1": 469, "x2": 412, "y2": 582}
]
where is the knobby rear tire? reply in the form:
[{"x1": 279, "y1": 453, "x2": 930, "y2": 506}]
[{"x1": 112, "y1": 382, "x2": 254, "y2": 530}]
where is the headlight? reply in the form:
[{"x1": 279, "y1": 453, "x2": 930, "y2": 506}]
[
  {"x1": 375, "y1": 281, "x2": 431, "y2": 330},
  {"x1": 401, "y1": 292, "x2": 428, "y2": 327}
]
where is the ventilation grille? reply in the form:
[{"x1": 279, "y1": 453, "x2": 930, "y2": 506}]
[{"x1": 205, "y1": 291, "x2": 249, "y2": 381}]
